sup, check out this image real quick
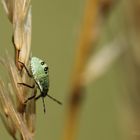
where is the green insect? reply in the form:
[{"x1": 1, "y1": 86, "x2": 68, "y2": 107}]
[{"x1": 18, "y1": 57, "x2": 62, "y2": 113}]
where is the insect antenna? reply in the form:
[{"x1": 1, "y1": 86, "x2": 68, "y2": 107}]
[
  {"x1": 42, "y1": 97, "x2": 46, "y2": 113},
  {"x1": 47, "y1": 94, "x2": 62, "y2": 105}
]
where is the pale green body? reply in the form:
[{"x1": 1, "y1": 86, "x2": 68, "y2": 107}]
[{"x1": 31, "y1": 57, "x2": 49, "y2": 97}]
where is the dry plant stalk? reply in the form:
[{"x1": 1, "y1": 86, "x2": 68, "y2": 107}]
[
  {"x1": 63, "y1": 0, "x2": 115, "y2": 140},
  {"x1": 0, "y1": 0, "x2": 35, "y2": 139},
  {"x1": 63, "y1": 0, "x2": 99, "y2": 140}
]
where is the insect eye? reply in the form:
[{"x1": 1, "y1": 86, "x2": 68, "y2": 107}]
[
  {"x1": 41, "y1": 61, "x2": 45, "y2": 65},
  {"x1": 44, "y1": 67, "x2": 48, "y2": 71}
]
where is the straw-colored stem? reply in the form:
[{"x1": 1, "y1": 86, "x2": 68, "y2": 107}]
[
  {"x1": 63, "y1": 0, "x2": 99, "y2": 140},
  {"x1": 1, "y1": 0, "x2": 34, "y2": 139}
]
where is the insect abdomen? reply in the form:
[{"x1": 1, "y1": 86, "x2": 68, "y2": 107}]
[{"x1": 38, "y1": 75, "x2": 49, "y2": 95}]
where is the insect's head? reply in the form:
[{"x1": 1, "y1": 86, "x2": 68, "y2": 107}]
[{"x1": 36, "y1": 91, "x2": 62, "y2": 113}]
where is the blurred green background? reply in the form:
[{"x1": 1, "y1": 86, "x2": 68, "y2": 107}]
[{"x1": 0, "y1": 0, "x2": 135, "y2": 140}]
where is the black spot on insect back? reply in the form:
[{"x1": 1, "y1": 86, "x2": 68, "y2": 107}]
[
  {"x1": 44, "y1": 67, "x2": 48, "y2": 71},
  {"x1": 43, "y1": 67, "x2": 48, "y2": 74},
  {"x1": 41, "y1": 61, "x2": 45, "y2": 65}
]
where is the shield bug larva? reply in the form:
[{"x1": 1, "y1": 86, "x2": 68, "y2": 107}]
[{"x1": 18, "y1": 57, "x2": 62, "y2": 113}]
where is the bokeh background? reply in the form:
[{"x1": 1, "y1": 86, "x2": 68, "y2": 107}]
[{"x1": 1, "y1": 0, "x2": 140, "y2": 140}]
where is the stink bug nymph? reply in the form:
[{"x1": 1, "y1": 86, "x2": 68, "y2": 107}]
[{"x1": 18, "y1": 57, "x2": 62, "y2": 113}]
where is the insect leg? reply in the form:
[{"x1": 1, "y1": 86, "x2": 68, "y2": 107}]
[
  {"x1": 18, "y1": 83, "x2": 35, "y2": 88},
  {"x1": 35, "y1": 94, "x2": 42, "y2": 100},
  {"x1": 24, "y1": 88, "x2": 37, "y2": 103},
  {"x1": 18, "y1": 61, "x2": 33, "y2": 77},
  {"x1": 24, "y1": 94, "x2": 36, "y2": 103}
]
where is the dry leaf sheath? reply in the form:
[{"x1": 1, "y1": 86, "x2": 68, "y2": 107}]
[{"x1": 0, "y1": 0, "x2": 35, "y2": 140}]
